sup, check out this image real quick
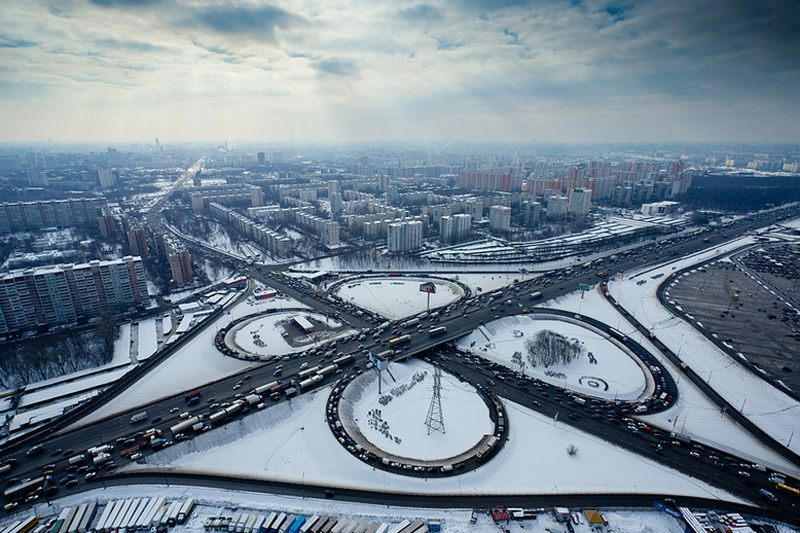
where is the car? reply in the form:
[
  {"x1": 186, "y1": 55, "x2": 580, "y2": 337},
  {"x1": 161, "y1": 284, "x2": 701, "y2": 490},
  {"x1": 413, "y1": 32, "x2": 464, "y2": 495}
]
[
  {"x1": 66, "y1": 478, "x2": 79, "y2": 488},
  {"x1": 152, "y1": 416, "x2": 162, "y2": 424},
  {"x1": 170, "y1": 407, "x2": 180, "y2": 413},
  {"x1": 129, "y1": 453, "x2": 142, "y2": 461},
  {"x1": 3, "y1": 502, "x2": 18, "y2": 512},
  {"x1": 84, "y1": 471, "x2": 97, "y2": 480},
  {"x1": 759, "y1": 489, "x2": 778, "y2": 502}
]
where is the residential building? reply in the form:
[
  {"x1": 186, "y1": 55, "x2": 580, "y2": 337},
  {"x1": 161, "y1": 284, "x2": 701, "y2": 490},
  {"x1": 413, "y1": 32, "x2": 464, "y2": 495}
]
[
  {"x1": 489, "y1": 205, "x2": 511, "y2": 232},
  {"x1": 440, "y1": 213, "x2": 472, "y2": 243},
  {"x1": 0, "y1": 257, "x2": 149, "y2": 334},
  {"x1": 546, "y1": 195, "x2": 569, "y2": 219},
  {"x1": 0, "y1": 198, "x2": 107, "y2": 233},
  {"x1": 126, "y1": 226, "x2": 149, "y2": 258},
  {"x1": 387, "y1": 220, "x2": 423, "y2": 252},
  {"x1": 568, "y1": 187, "x2": 592, "y2": 216}
]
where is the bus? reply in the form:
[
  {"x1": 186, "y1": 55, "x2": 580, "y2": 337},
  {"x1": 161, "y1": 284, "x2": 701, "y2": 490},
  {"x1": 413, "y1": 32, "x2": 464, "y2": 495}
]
[
  {"x1": 428, "y1": 326, "x2": 447, "y2": 336},
  {"x1": 388, "y1": 335, "x2": 411, "y2": 347}
]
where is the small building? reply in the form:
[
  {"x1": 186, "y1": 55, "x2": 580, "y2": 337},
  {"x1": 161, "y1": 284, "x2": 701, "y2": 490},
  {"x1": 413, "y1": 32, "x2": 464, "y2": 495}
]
[{"x1": 293, "y1": 315, "x2": 315, "y2": 333}]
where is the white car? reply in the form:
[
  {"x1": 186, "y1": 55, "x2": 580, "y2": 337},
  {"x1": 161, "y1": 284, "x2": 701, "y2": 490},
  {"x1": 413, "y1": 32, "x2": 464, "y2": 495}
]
[{"x1": 129, "y1": 453, "x2": 142, "y2": 461}]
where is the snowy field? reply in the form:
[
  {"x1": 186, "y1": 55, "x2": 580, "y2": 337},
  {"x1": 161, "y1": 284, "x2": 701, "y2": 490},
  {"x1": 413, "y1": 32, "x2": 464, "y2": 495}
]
[
  {"x1": 457, "y1": 316, "x2": 647, "y2": 401},
  {"x1": 340, "y1": 359, "x2": 493, "y2": 462},
  {"x1": 111, "y1": 323, "x2": 132, "y2": 364},
  {"x1": 231, "y1": 312, "x2": 349, "y2": 358},
  {"x1": 128, "y1": 384, "x2": 740, "y2": 502},
  {"x1": 67, "y1": 295, "x2": 306, "y2": 430},
  {"x1": 545, "y1": 287, "x2": 800, "y2": 477},
  {"x1": 5, "y1": 484, "x2": 755, "y2": 533},
  {"x1": 607, "y1": 237, "x2": 800, "y2": 455},
  {"x1": 137, "y1": 318, "x2": 159, "y2": 360},
  {"x1": 334, "y1": 277, "x2": 464, "y2": 319}
]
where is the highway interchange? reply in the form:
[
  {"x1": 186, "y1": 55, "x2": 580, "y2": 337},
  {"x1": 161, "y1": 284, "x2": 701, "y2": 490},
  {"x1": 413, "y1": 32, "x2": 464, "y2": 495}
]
[{"x1": 2, "y1": 202, "x2": 800, "y2": 523}]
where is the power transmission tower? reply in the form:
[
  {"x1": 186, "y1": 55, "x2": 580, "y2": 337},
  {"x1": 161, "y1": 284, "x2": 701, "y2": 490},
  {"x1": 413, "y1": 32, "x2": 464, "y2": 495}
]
[{"x1": 425, "y1": 367, "x2": 446, "y2": 435}]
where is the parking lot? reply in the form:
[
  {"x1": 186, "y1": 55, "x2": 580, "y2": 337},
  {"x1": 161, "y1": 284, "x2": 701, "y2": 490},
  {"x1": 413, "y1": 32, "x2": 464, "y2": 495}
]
[{"x1": 667, "y1": 256, "x2": 800, "y2": 392}]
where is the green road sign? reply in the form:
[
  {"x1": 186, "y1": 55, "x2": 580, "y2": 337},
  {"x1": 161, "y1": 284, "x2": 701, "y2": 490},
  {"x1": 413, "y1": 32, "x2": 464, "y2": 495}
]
[{"x1": 579, "y1": 283, "x2": 591, "y2": 292}]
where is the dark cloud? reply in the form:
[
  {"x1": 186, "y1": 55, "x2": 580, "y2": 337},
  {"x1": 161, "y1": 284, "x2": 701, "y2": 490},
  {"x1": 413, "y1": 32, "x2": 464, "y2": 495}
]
[
  {"x1": 0, "y1": 35, "x2": 37, "y2": 48},
  {"x1": 182, "y1": 3, "x2": 304, "y2": 41},
  {"x1": 398, "y1": 4, "x2": 443, "y2": 22},
  {"x1": 603, "y1": 3, "x2": 632, "y2": 22},
  {"x1": 312, "y1": 58, "x2": 358, "y2": 76},
  {"x1": 502, "y1": 28, "x2": 519, "y2": 44}
]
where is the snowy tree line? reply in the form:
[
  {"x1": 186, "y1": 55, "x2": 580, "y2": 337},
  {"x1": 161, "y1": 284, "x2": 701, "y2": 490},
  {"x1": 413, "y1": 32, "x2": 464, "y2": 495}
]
[{"x1": 524, "y1": 330, "x2": 585, "y2": 368}]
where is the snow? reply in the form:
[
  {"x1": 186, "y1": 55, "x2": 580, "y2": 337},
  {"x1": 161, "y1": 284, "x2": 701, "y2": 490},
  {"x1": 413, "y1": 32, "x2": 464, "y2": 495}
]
[
  {"x1": 457, "y1": 315, "x2": 647, "y2": 401},
  {"x1": 607, "y1": 238, "x2": 800, "y2": 456},
  {"x1": 67, "y1": 295, "x2": 307, "y2": 429},
  {"x1": 230, "y1": 312, "x2": 349, "y2": 358},
  {"x1": 9, "y1": 391, "x2": 101, "y2": 434},
  {"x1": 18, "y1": 367, "x2": 132, "y2": 409},
  {"x1": 545, "y1": 285, "x2": 800, "y2": 477},
  {"x1": 341, "y1": 359, "x2": 493, "y2": 461},
  {"x1": 162, "y1": 315, "x2": 173, "y2": 335},
  {"x1": 137, "y1": 318, "x2": 159, "y2": 360},
  {"x1": 2, "y1": 484, "x2": 740, "y2": 533},
  {"x1": 111, "y1": 323, "x2": 133, "y2": 364},
  {"x1": 333, "y1": 276, "x2": 464, "y2": 319},
  {"x1": 128, "y1": 383, "x2": 741, "y2": 502}
]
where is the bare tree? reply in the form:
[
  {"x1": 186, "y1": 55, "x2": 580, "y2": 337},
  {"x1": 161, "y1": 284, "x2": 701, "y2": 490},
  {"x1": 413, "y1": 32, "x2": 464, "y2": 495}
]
[{"x1": 525, "y1": 330, "x2": 585, "y2": 368}]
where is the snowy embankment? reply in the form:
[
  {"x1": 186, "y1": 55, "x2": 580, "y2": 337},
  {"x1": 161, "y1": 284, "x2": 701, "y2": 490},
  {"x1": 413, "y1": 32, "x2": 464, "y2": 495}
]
[
  {"x1": 68, "y1": 296, "x2": 304, "y2": 429},
  {"x1": 333, "y1": 277, "x2": 463, "y2": 319},
  {"x1": 545, "y1": 288, "x2": 800, "y2": 477},
  {"x1": 607, "y1": 236, "x2": 800, "y2": 457},
  {"x1": 457, "y1": 316, "x2": 646, "y2": 401},
  {"x1": 339, "y1": 359, "x2": 492, "y2": 462},
  {"x1": 127, "y1": 384, "x2": 742, "y2": 502}
]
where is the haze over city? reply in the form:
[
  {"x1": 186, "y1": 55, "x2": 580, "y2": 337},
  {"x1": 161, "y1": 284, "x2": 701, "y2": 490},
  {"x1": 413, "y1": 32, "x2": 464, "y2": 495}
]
[
  {"x1": 1, "y1": 0, "x2": 799, "y2": 143},
  {"x1": 2, "y1": 2, "x2": 800, "y2": 533}
]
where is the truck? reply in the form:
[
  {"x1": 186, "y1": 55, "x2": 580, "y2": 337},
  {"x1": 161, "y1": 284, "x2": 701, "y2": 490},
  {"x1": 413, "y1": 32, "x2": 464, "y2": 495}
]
[
  {"x1": 130, "y1": 411, "x2": 148, "y2": 424},
  {"x1": 401, "y1": 318, "x2": 419, "y2": 329},
  {"x1": 87, "y1": 444, "x2": 114, "y2": 456},
  {"x1": 428, "y1": 326, "x2": 447, "y2": 336},
  {"x1": 299, "y1": 375, "x2": 324, "y2": 390},
  {"x1": 388, "y1": 335, "x2": 411, "y2": 347},
  {"x1": 244, "y1": 394, "x2": 262, "y2": 406},
  {"x1": 184, "y1": 390, "x2": 202, "y2": 403},
  {"x1": 333, "y1": 354, "x2": 355, "y2": 366},
  {"x1": 67, "y1": 454, "x2": 86, "y2": 466},
  {"x1": 254, "y1": 380, "x2": 279, "y2": 395},
  {"x1": 669, "y1": 431, "x2": 692, "y2": 445},
  {"x1": 170, "y1": 416, "x2": 200, "y2": 435},
  {"x1": 317, "y1": 364, "x2": 337, "y2": 377},
  {"x1": 93, "y1": 453, "x2": 112, "y2": 466}
]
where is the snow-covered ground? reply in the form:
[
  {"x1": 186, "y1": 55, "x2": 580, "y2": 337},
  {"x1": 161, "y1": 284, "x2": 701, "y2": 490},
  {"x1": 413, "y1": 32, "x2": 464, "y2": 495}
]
[
  {"x1": 137, "y1": 318, "x2": 159, "y2": 360},
  {"x1": 340, "y1": 359, "x2": 492, "y2": 462},
  {"x1": 6, "y1": 483, "x2": 753, "y2": 533},
  {"x1": 457, "y1": 316, "x2": 647, "y2": 401},
  {"x1": 111, "y1": 323, "x2": 132, "y2": 364},
  {"x1": 18, "y1": 367, "x2": 132, "y2": 409},
  {"x1": 230, "y1": 312, "x2": 350, "y2": 358},
  {"x1": 607, "y1": 237, "x2": 800, "y2": 456},
  {"x1": 128, "y1": 383, "x2": 741, "y2": 502},
  {"x1": 333, "y1": 277, "x2": 464, "y2": 319},
  {"x1": 67, "y1": 295, "x2": 305, "y2": 430},
  {"x1": 545, "y1": 287, "x2": 800, "y2": 477}
]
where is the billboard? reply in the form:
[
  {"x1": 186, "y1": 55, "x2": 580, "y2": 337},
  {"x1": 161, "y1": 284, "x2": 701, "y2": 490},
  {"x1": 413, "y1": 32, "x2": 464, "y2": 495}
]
[{"x1": 419, "y1": 282, "x2": 437, "y2": 294}]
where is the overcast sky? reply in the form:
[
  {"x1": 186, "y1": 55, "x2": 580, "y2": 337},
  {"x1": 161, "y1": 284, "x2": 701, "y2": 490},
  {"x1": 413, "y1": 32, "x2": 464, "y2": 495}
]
[{"x1": 0, "y1": 0, "x2": 798, "y2": 144}]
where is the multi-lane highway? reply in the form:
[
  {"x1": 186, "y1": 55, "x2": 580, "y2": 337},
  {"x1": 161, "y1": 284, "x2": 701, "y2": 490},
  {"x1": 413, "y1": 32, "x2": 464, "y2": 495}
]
[{"x1": 2, "y1": 203, "x2": 800, "y2": 517}]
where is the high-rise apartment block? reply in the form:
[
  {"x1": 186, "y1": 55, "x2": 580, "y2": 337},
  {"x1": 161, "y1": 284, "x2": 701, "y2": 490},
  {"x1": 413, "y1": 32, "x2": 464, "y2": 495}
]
[
  {"x1": 190, "y1": 184, "x2": 264, "y2": 214},
  {"x1": 387, "y1": 220, "x2": 423, "y2": 252},
  {"x1": 0, "y1": 256, "x2": 149, "y2": 334},
  {"x1": 546, "y1": 195, "x2": 569, "y2": 218},
  {"x1": 440, "y1": 214, "x2": 472, "y2": 243},
  {"x1": 0, "y1": 198, "x2": 107, "y2": 234},
  {"x1": 568, "y1": 187, "x2": 592, "y2": 216},
  {"x1": 167, "y1": 243, "x2": 193, "y2": 287},
  {"x1": 489, "y1": 205, "x2": 511, "y2": 232},
  {"x1": 126, "y1": 226, "x2": 150, "y2": 259}
]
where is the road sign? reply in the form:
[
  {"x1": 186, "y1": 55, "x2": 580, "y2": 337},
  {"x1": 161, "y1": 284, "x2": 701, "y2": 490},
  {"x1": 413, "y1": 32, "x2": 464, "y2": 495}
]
[
  {"x1": 579, "y1": 283, "x2": 591, "y2": 292},
  {"x1": 419, "y1": 282, "x2": 436, "y2": 294}
]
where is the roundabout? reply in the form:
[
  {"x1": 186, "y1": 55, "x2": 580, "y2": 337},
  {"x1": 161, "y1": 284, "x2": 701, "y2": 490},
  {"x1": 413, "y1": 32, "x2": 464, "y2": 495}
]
[
  {"x1": 328, "y1": 275, "x2": 469, "y2": 319},
  {"x1": 214, "y1": 309, "x2": 356, "y2": 361},
  {"x1": 326, "y1": 359, "x2": 508, "y2": 476}
]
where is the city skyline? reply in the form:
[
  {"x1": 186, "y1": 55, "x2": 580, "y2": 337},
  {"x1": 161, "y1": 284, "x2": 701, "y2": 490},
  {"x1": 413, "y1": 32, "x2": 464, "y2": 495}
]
[{"x1": 0, "y1": 0, "x2": 798, "y2": 144}]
